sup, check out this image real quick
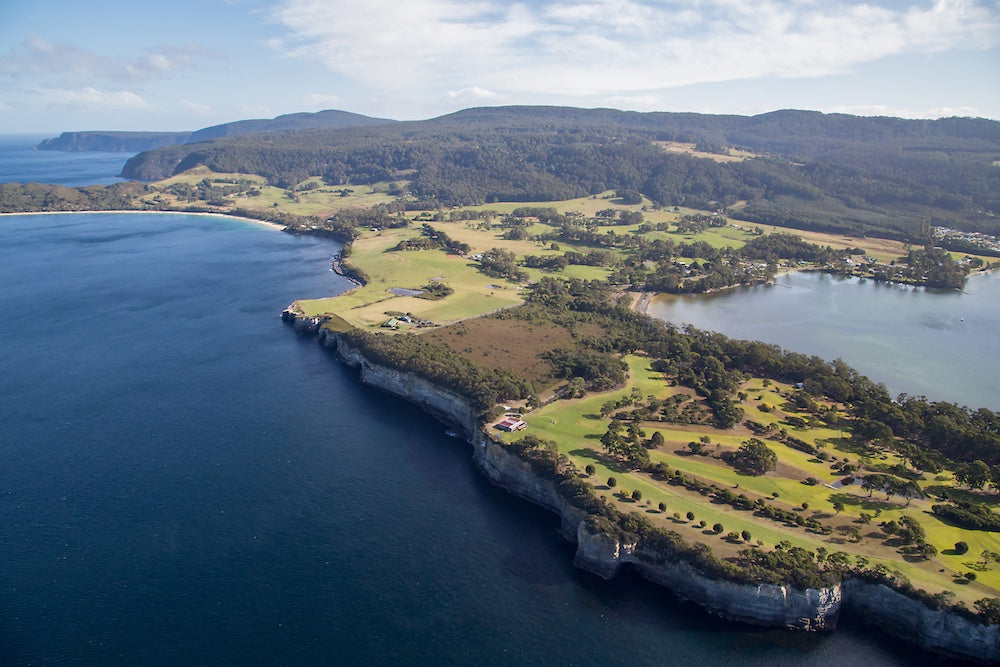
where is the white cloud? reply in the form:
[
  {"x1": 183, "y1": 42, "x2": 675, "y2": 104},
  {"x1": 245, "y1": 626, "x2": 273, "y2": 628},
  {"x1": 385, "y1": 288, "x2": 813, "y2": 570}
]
[
  {"x1": 181, "y1": 99, "x2": 213, "y2": 114},
  {"x1": 831, "y1": 103, "x2": 984, "y2": 119},
  {"x1": 36, "y1": 87, "x2": 150, "y2": 110},
  {"x1": 447, "y1": 86, "x2": 500, "y2": 101},
  {"x1": 270, "y1": 0, "x2": 1000, "y2": 98},
  {"x1": 0, "y1": 37, "x2": 216, "y2": 83}
]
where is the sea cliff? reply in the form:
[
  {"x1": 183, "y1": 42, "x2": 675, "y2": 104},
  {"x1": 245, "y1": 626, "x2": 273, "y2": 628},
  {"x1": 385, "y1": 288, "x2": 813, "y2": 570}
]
[{"x1": 283, "y1": 310, "x2": 1000, "y2": 663}]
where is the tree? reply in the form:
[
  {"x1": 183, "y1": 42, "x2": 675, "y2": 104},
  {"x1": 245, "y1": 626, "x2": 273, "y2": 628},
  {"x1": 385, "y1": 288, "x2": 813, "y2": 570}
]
[
  {"x1": 585, "y1": 464, "x2": 596, "y2": 476},
  {"x1": 955, "y1": 541, "x2": 969, "y2": 555},
  {"x1": 975, "y1": 598, "x2": 1000, "y2": 624},
  {"x1": 686, "y1": 511, "x2": 695, "y2": 521},
  {"x1": 607, "y1": 477, "x2": 617, "y2": 488},
  {"x1": 956, "y1": 460, "x2": 991, "y2": 489},
  {"x1": 730, "y1": 438, "x2": 778, "y2": 475},
  {"x1": 832, "y1": 500, "x2": 845, "y2": 514},
  {"x1": 631, "y1": 489, "x2": 642, "y2": 502},
  {"x1": 712, "y1": 523, "x2": 724, "y2": 534}
]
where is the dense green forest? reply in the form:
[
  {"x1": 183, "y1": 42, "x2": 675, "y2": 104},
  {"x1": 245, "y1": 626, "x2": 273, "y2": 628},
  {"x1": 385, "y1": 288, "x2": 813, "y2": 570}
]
[{"x1": 120, "y1": 107, "x2": 1000, "y2": 240}]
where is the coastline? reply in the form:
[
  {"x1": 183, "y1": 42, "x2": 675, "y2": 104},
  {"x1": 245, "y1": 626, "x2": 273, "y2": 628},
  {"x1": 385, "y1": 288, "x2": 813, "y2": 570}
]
[
  {"x1": 284, "y1": 316, "x2": 1000, "y2": 664},
  {"x1": 0, "y1": 209, "x2": 286, "y2": 232}
]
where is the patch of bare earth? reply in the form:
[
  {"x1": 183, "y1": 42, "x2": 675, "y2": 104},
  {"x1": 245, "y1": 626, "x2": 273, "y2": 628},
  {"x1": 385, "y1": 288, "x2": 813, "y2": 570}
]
[{"x1": 421, "y1": 316, "x2": 577, "y2": 390}]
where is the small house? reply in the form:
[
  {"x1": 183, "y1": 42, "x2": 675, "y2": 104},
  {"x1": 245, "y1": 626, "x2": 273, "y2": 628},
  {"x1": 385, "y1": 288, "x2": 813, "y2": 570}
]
[{"x1": 496, "y1": 417, "x2": 527, "y2": 432}]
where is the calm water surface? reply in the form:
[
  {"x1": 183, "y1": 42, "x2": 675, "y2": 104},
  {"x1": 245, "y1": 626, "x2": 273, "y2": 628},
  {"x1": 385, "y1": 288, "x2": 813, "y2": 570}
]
[
  {"x1": 0, "y1": 135, "x2": 128, "y2": 186},
  {"x1": 648, "y1": 271, "x2": 1000, "y2": 410},
  {"x1": 0, "y1": 213, "x2": 928, "y2": 665}
]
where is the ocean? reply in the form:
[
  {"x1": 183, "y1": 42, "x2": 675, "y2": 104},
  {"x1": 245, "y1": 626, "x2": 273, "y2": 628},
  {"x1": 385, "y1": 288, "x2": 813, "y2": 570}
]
[{"x1": 0, "y1": 143, "x2": 933, "y2": 665}]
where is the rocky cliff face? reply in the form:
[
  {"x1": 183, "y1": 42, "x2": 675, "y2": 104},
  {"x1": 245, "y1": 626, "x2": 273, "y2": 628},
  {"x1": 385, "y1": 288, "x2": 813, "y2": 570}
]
[
  {"x1": 843, "y1": 579, "x2": 1000, "y2": 662},
  {"x1": 325, "y1": 333, "x2": 480, "y2": 436},
  {"x1": 573, "y1": 520, "x2": 841, "y2": 630},
  {"x1": 282, "y1": 311, "x2": 1000, "y2": 663}
]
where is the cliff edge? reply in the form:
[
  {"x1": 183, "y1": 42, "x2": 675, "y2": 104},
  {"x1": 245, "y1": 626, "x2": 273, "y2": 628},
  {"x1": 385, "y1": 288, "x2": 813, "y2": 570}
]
[{"x1": 283, "y1": 310, "x2": 1000, "y2": 663}]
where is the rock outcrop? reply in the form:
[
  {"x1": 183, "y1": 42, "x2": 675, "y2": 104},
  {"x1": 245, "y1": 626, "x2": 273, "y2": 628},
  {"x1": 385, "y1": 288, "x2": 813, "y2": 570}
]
[{"x1": 282, "y1": 309, "x2": 1000, "y2": 663}]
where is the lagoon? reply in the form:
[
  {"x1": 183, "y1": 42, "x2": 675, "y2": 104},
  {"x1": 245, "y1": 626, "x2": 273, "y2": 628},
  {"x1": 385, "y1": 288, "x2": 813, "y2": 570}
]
[{"x1": 647, "y1": 271, "x2": 1000, "y2": 410}]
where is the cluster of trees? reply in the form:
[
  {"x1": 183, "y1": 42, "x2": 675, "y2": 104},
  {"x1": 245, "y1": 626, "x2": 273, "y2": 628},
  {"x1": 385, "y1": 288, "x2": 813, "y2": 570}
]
[
  {"x1": 860, "y1": 473, "x2": 922, "y2": 504},
  {"x1": 723, "y1": 438, "x2": 778, "y2": 475},
  {"x1": 931, "y1": 502, "x2": 1000, "y2": 532},
  {"x1": 392, "y1": 223, "x2": 471, "y2": 254},
  {"x1": 0, "y1": 181, "x2": 151, "y2": 213},
  {"x1": 417, "y1": 281, "x2": 454, "y2": 300},
  {"x1": 478, "y1": 248, "x2": 529, "y2": 282}
]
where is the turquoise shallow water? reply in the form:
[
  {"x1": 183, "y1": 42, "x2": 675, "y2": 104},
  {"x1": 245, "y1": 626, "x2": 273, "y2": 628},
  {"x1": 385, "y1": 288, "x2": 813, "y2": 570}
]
[{"x1": 0, "y1": 212, "x2": 928, "y2": 665}]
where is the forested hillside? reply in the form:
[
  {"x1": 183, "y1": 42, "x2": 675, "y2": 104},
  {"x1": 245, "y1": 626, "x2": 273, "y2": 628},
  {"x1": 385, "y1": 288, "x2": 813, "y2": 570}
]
[{"x1": 121, "y1": 107, "x2": 1000, "y2": 240}]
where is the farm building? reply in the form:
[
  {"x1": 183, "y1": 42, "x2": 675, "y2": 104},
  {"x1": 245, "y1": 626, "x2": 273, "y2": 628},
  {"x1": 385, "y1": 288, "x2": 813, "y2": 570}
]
[{"x1": 496, "y1": 417, "x2": 527, "y2": 432}]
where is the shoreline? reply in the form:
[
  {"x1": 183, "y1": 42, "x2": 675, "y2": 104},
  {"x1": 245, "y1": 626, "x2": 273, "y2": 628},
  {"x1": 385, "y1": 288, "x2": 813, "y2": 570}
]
[
  {"x1": 0, "y1": 209, "x2": 286, "y2": 232},
  {"x1": 287, "y1": 319, "x2": 1000, "y2": 664}
]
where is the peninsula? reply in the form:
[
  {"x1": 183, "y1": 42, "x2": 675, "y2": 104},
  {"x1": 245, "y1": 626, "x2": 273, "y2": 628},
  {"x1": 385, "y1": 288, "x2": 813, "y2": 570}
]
[{"x1": 8, "y1": 106, "x2": 1000, "y2": 662}]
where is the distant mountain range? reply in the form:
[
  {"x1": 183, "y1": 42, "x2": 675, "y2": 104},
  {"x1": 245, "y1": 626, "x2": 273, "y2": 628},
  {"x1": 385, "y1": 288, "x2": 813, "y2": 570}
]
[{"x1": 34, "y1": 109, "x2": 396, "y2": 152}]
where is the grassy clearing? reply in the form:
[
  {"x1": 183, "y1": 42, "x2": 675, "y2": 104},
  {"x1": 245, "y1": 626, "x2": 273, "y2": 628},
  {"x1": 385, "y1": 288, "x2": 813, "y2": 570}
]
[{"x1": 653, "y1": 141, "x2": 762, "y2": 163}]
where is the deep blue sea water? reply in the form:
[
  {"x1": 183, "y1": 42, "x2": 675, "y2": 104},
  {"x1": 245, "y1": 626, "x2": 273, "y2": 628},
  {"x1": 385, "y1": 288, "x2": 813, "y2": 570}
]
[
  {"x1": 0, "y1": 149, "x2": 934, "y2": 664},
  {"x1": 0, "y1": 135, "x2": 128, "y2": 186}
]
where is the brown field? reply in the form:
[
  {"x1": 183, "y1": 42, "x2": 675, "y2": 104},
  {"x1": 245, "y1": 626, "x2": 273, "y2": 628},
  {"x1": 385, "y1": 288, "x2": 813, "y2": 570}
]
[{"x1": 421, "y1": 316, "x2": 586, "y2": 391}]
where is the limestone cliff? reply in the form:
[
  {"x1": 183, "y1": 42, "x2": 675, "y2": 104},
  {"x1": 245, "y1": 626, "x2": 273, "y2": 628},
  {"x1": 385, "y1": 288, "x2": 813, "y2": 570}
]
[{"x1": 282, "y1": 311, "x2": 1000, "y2": 663}]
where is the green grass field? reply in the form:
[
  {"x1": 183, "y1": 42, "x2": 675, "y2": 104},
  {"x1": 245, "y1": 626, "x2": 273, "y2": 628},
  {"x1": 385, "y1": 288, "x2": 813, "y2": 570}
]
[{"x1": 500, "y1": 356, "x2": 1000, "y2": 604}]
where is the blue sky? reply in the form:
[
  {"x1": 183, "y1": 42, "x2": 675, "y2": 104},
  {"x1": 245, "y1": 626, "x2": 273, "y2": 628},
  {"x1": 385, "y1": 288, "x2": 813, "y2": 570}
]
[{"x1": 1, "y1": 0, "x2": 998, "y2": 132}]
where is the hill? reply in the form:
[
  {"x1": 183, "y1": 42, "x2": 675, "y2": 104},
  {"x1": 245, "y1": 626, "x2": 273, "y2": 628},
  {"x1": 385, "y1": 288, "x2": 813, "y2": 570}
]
[
  {"x1": 35, "y1": 131, "x2": 192, "y2": 152},
  {"x1": 34, "y1": 109, "x2": 396, "y2": 153},
  {"x1": 120, "y1": 107, "x2": 1000, "y2": 239}
]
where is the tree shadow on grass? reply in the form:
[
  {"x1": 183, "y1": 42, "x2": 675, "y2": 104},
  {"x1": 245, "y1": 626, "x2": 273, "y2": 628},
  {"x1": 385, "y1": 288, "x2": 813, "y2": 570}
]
[
  {"x1": 570, "y1": 448, "x2": 627, "y2": 474},
  {"x1": 829, "y1": 492, "x2": 896, "y2": 512},
  {"x1": 925, "y1": 485, "x2": 1000, "y2": 507}
]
